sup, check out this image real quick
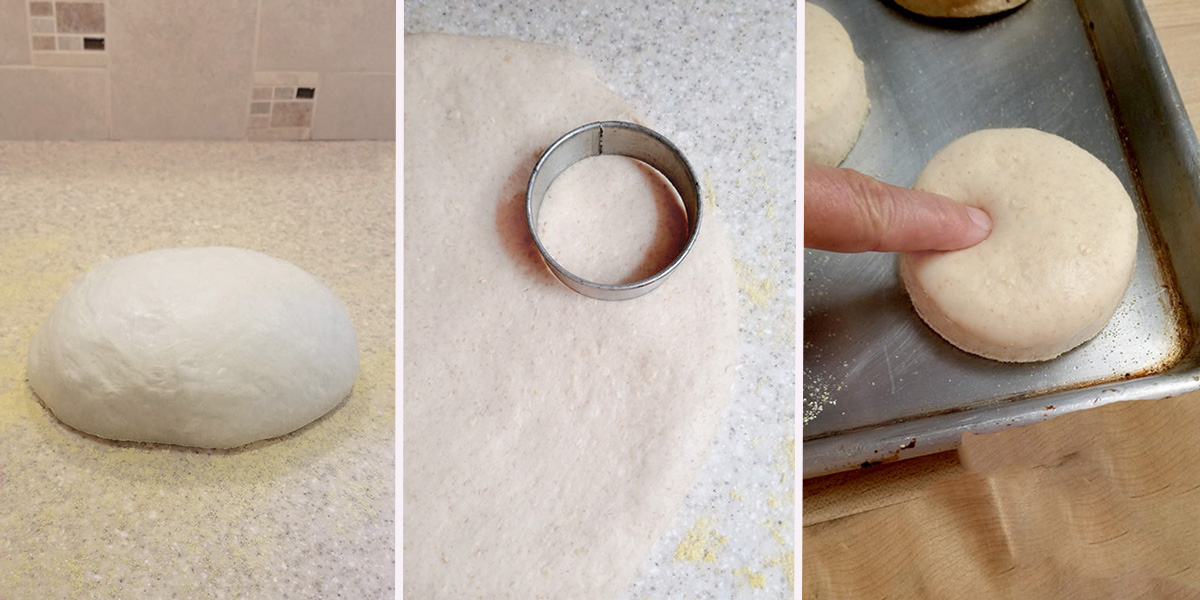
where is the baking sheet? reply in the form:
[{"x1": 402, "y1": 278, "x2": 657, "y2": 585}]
[{"x1": 803, "y1": 0, "x2": 1200, "y2": 478}]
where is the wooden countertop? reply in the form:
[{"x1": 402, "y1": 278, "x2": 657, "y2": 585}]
[{"x1": 1147, "y1": 0, "x2": 1200, "y2": 132}]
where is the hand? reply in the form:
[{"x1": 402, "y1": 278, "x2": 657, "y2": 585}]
[{"x1": 804, "y1": 163, "x2": 992, "y2": 253}]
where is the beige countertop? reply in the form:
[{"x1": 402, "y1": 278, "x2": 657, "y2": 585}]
[{"x1": 0, "y1": 141, "x2": 395, "y2": 598}]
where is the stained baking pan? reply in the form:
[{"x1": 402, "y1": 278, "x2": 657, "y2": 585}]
[{"x1": 803, "y1": 0, "x2": 1200, "y2": 478}]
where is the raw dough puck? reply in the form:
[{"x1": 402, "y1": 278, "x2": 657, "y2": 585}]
[
  {"x1": 899, "y1": 128, "x2": 1137, "y2": 362},
  {"x1": 27, "y1": 247, "x2": 359, "y2": 448},
  {"x1": 805, "y1": 3, "x2": 870, "y2": 166},
  {"x1": 894, "y1": 0, "x2": 1029, "y2": 19}
]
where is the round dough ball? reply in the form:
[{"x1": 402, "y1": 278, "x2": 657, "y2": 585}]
[
  {"x1": 805, "y1": 3, "x2": 870, "y2": 166},
  {"x1": 899, "y1": 128, "x2": 1137, "y2": 362},
  {"x1": 894, "y1": 0, "x2": 1029, "y2": 19},
  {"x1": 27, "y1": 247, "x2": 359, "y2": 448}
]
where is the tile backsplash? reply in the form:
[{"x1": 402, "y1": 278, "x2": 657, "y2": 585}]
[
  {"x1": 248, "y1": 72, "x2": 319, "y2": 140},
  {"x1": 0, "y1": 0, "x2": 394, "y2": 140},
  {"x1": 29, "y1": 0, "x2": 107, "y2": 67}
]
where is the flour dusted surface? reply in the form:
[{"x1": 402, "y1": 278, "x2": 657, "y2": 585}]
[{"x1": 404, "y1": 33, "x2": 738, "y2": 598}]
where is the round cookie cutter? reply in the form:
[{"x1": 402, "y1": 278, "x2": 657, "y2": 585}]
[{"x1": 525, "y1": 121, "x2": 703, "y2": 301}]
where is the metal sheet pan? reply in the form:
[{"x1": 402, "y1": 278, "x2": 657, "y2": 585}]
[{"x1": 803, "y1": 0, "x2": 1200, "y2": 478}]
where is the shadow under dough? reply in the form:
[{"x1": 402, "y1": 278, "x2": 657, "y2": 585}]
[
  {"x1": 496, "y1": 154, "x2": 689, "y2": 287},
  {"x1": 615, "y1": 161, "x2": 690, "y2": 285},
  {"x1": 26, "y1": 380, "x2": 356, "y2": 455},
  {"x1": 494, "y1": 148, "x2": 560, "y2": 287}
]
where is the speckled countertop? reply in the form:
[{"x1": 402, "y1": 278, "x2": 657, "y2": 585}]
[
  {"x1": 405, "y1": 2, "x2": 797, "y2": 597},
  {"x1": 0, "y1": 142, "x2": 395, "y2": 598}
]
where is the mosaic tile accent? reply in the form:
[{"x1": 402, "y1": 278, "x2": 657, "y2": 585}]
[
  {"x1": 30, "y1": 17, "x2": 55, "y2": 33},
  {"x1": 56, "y1": 2, "x2": 104, "y2": 34},
  {"x1": 270, "y1": 101, "x2": 312, "y2": 127},
  {"x1": 29, "y1": 1, "x2": 106, "y2": 65},
  {"x1": 247, "y1": 72, "x2": 319, "y2": 141}
]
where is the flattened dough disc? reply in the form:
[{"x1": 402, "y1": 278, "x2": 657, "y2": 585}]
[
  {"x1": 804, "y1": 3, "x2": 870, "y2": 166},
  {"x1": 894, "y1": 0, "x2": 1030, "y2": 19},
  {"x1": 403, "y1": 34, "x2": 738, "y2": 598},
  {"x1": 900, "y1": 128, "x2": 1137, "y2": 363}
]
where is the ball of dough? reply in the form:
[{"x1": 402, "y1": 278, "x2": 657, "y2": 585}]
[
  {"x1": 900, "y1": 128, "x2": 1137, "y2": 362},
  {"x1": 894, "y1": 0, "x2": 1029, "y2": 19},
  {"x1": 27, "y1": 247, "x2": 359, "y2": 448},
  {"x1": 805, "y1": 3, "x2": 870, "y2": 166}
]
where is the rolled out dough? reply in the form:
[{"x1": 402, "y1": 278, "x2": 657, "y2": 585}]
[
  {"x1": 539, "y1": 154, "x2": 688, "y2": 285},
  {"x1": 900, "y1": 128, "x2": 1137, "y2": 362},
  {"x1": 404, "y1": 34, "x2": 738, "y2": 598},
  {"x1": 27, "y1": 247, "x2": 359, "y2": 448},
  {"x1": 805, "y1": 3, "x2": 870, "y2": 167},
  {"x1": 894, "y1": 0, "x2": 1030, "y2": 19}
]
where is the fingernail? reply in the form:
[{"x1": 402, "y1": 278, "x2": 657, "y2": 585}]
[{"x1": 967, "y1": 206, "x2": 992, "y2": 232}]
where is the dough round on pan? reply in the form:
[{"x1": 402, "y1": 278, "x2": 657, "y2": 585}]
[
  {"x1": 805, "y1": 3, "x2": 870, "y2": 166},
  {"x1": 27, "y1": 247, "x2": 359, "y2": 448},
  {"x1": 404, "y1": 34, "x2": 738, "y2": 599},
  {"x1": 899, "y1": 128, "x2": 1137, "y2": 362},
  {"x1": 894, "y1": 0, "x2": 1029, "y2": 19}
]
